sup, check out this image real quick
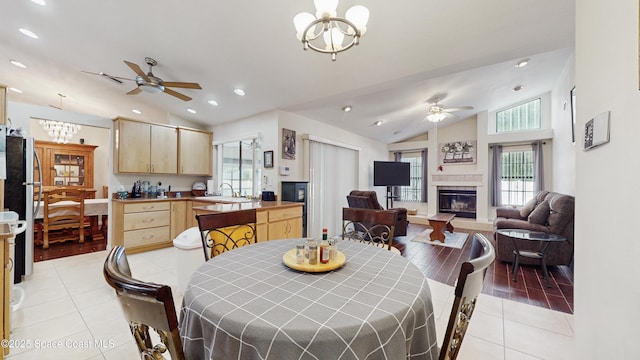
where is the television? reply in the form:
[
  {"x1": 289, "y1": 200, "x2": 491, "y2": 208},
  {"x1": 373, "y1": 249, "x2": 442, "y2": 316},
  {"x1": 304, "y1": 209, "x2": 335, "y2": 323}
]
[{"x1": 373, "y1": 161, "x2": 410, "y2": 186}]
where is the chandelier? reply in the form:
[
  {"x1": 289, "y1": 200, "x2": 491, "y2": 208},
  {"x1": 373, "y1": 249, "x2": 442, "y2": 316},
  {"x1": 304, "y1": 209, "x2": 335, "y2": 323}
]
[
  {"x1": 39, "y1": 120, "x2": 81, "y2": 144},
  {"x1": 294, "y1": 0, "x2": 369, "y2": 61}
]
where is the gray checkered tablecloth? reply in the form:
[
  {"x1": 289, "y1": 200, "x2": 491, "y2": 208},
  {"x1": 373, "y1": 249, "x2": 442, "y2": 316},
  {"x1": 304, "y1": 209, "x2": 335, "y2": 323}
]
[{"x1": 179, "y1": 239, "x2": 439, "y2": 360}]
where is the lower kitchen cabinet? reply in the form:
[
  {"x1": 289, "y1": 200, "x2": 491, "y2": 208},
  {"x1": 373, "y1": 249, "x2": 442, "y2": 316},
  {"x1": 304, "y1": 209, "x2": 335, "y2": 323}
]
[{"x1": 112, "y1": 201, "x2": 173, "y2": 254}]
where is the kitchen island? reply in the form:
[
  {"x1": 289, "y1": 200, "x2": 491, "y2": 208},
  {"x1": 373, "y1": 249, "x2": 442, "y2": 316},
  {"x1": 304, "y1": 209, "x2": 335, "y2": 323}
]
[{"x1": 111, "y1": 196, "x2": 303, "y2": 254}]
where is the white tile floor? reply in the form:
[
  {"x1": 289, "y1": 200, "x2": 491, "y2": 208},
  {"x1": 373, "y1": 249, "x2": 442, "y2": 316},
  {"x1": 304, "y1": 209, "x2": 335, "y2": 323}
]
[{"x1": 6, "y1": 248, "x2": 575, "y2": 359}]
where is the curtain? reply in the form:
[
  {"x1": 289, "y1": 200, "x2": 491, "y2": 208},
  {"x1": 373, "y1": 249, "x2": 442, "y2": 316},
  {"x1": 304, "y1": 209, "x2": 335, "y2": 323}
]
[
  {"x1": 491, "y1": 145, "x2": 503, "y2": 206},
  {"x1": 308, "y1": 141, "x2": 358, "y2": 239},
  {"x1": 532, "y1": 141, "x2": 544, "y2": 191},
  {"x1": 421, "y1": 149, "x2": 428, "y2": 202}
]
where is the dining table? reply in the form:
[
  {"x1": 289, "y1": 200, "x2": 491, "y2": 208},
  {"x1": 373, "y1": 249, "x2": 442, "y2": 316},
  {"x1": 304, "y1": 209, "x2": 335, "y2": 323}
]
[
  {"x1": 34, "y1": 198, "x2": 109, "y2": 241},
  {"x1": 179, "y1": 238, "x2": 439, "y2": 360}
]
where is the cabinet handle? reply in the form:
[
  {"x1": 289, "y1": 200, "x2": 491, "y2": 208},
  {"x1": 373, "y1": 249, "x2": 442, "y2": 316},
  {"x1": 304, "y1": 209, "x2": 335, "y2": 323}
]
[
  {"x1": 142, "y1": 218, "x2": 155, "y2": 223},
  {"x1": 142, "y1": 206, "x2": 155, "y2": 210},
  {"x1": 142, "y1": 235, "x2": 155, "y2": 239}
]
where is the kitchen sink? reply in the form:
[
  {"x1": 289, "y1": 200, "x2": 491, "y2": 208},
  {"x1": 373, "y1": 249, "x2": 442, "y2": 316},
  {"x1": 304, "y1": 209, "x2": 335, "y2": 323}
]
[{"x1": 194, "y1": 196, "x2": 255, "y2": 203}]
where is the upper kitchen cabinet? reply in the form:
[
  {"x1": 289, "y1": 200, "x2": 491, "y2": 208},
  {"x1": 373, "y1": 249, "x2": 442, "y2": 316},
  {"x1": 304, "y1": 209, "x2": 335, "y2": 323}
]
[
  {"x1": 178, "y1": 128, "x2": 212, "y2": 176},
  {"x1": 113, "y1": 118, "x2": 178, "y2": 174}
]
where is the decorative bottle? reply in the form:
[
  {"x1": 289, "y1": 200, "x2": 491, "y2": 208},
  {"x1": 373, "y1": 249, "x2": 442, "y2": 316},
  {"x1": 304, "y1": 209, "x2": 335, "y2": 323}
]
[{"x1": 320, "y1": 228, "x2": 330, "y2": 264}]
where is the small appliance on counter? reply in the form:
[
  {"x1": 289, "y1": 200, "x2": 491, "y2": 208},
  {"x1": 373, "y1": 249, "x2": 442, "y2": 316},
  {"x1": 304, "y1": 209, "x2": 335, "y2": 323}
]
[{"x1": 132, "y1": 180, "x2": 142, "y2": 198}]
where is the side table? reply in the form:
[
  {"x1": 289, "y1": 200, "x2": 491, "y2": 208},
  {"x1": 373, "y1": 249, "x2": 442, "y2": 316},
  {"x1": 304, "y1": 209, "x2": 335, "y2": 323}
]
[{"x1": 495, "y1": 229, "x2": 566, "y2": 288}]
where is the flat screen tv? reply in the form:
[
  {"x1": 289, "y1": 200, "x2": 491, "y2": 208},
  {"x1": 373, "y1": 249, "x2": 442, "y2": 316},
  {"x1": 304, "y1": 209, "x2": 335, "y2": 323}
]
[{"x1": 373, "y1": 161, "x2": 410, "y2": 186}]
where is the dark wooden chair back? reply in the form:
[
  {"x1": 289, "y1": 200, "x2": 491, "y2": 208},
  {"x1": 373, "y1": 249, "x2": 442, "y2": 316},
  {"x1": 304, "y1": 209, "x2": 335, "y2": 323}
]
[
  {"x1": 42, "y1": 187, "x2": 87, "y2": 249},
  {"x1": 103, "y1": 246, "x2": 185, "y2": 360},
  {"x1": 439, "y1": 233, "x2": 495, "y2": 360},
  {"x1": 342, "y1": 207, "x2": 396, "y2": 251},
  {"x1": 196, "y1": 209, "x2": 258, "y2": 260}
]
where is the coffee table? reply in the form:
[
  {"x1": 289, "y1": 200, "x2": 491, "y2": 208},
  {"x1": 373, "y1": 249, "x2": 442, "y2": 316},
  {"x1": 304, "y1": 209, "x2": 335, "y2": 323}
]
[
  {"x1": 427, "y1": 213, "x2": 455, "y2": 243},
  {"x1": 495, "y1": 229, "x2": 566, "y2": 288}
]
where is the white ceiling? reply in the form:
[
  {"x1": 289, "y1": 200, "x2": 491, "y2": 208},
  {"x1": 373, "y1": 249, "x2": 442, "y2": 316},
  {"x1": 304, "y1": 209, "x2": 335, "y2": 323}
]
[{"x1": 0, "y1": 0, "x2": 575, "y2": 144}]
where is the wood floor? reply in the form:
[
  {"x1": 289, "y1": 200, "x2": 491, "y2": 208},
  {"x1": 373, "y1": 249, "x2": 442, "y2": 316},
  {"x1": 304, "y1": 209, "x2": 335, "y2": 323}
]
[
  {"x1": 33, "y1": 223, "x2": 574, "y2": 314},
  {"x1": 394, "y1": 223, "x2": 574, "y2": 314}
]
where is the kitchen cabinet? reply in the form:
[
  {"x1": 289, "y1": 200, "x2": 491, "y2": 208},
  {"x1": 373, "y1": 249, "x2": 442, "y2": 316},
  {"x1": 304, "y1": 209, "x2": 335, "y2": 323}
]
[
  {"x1": 113, "y1": 118, "x2": 178, "y2": 174},
  {"x1": 179, "y1": 128, "x2": 212, "y2": 175},
  {"x1": 267, "y1": 206, "x2": 303, "y2": 240},
  {"x1": 112, "y1": 201, "x2": 172, "y2": 254},
  {"x1": 170, "y1": 200, "x2": 189, "y2": 240},
  {"x1": 35, "y1": 141, "x2": 97, "y2": 191}
]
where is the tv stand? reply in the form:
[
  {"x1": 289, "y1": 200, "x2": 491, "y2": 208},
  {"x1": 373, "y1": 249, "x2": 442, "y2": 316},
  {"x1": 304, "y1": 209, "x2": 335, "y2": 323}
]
[{"x1": 385, "y1": 186, "x2": 398, "y2": 209}]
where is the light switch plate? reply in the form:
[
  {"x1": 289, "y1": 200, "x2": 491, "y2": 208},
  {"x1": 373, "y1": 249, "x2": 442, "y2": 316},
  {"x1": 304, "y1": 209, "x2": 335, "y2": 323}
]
[{"x1": 583, "y1": 111, "x2": 610, "y2": 151}]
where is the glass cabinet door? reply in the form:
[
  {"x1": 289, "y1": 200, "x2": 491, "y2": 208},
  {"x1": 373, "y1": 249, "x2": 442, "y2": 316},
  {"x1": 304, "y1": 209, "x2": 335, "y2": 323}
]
[{"x1": 52, "y1": 153, "x2": 85, "y2": 186}]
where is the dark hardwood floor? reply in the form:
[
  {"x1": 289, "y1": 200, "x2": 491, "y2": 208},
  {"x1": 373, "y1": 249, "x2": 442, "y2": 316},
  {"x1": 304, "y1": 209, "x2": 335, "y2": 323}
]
[
  {"x1": 33, "y1": 222, "x2": 574, "y2": 314},
  {"x1": 393, "y1": 223, "x2": 574, "y2": 314}
]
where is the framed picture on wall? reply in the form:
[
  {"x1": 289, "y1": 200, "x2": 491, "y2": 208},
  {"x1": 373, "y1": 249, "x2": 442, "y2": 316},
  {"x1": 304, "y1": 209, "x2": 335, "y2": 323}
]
[
  {"x1": 264, "y1": 150, "x2": 274, "y2": 168},
  {"x1": 282, "y1": 128, "x2": 296, "y2": 160}
]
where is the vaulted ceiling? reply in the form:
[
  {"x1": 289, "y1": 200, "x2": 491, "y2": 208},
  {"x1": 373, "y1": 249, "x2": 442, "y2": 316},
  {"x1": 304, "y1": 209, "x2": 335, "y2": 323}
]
[{"x1": 0, "y1": 0, "x2": 574, "y2": 143}]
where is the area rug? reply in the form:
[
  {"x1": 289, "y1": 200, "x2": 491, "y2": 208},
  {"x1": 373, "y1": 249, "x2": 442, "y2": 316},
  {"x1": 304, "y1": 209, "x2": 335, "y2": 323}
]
[{"x1": 410, "y1": 229, "x2": 468, "y2": 249}]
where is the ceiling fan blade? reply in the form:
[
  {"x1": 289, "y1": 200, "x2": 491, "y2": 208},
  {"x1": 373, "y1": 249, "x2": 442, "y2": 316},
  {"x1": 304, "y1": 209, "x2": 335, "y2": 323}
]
[
  {"x1": 124, "y1": 60, "x2": 151, "y2": 82},
  {"x1": 162, "y1": 82, "x2": 202, "y2": 89},
  {"x1": 126, "y1": 87, "x2": 142, "y2": 95},
  {"x1": 164, "y1": 88, "x2": 192, "y2": 101},
  {"x1": 444, "y1": 106, "x2": 474, "y2": 112}
]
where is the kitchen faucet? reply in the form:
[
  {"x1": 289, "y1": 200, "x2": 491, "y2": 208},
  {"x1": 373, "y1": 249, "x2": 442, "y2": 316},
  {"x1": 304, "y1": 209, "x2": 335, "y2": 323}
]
[{"x1": 219, "y1": 182, "x2": 237, "y2": 197}]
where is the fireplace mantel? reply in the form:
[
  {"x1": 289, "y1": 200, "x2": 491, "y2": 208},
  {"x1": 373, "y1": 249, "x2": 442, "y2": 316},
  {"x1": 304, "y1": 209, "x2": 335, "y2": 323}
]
[{"x1": 431, "y1": 171, "x2": 484, "y2": 186}]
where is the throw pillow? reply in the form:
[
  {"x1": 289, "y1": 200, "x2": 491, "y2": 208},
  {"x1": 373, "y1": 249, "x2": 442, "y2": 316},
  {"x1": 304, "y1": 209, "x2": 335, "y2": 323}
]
[
  {"x1": 520, "y1": 197, "x2": 538, "y2": 218},
  {"x1": 528, "y1": 200, "x2": 550, "y2": 225}
]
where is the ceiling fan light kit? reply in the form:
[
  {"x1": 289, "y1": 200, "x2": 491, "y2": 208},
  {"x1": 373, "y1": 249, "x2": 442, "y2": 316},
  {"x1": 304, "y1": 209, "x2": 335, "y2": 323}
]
[
  {"x1": 294, "y1": 0, "x2": 369, "y2": 61},
  {"x1": 425, "y1": 97, "x2": 473, "y2": 123}
]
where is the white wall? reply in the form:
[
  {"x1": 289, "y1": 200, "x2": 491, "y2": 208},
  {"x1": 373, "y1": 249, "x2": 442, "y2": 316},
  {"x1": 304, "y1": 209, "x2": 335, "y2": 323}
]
[
  {"x1": 575, "y1": 0, "x2": 640, "y2": 357},
  {"x1": 551, "y1": 53, "x2": 576, "y2": 195}
]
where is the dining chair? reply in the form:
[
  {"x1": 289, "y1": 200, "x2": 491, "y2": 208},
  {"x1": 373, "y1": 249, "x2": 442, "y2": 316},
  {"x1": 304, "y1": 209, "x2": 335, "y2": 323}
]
[
  {"x1": 42, "y1": 187, "x2": 88, "y2": 249},
  {"x1": 439, "y1": 233, "x2": 495, "y2": 360},
  {"x1": 342, "y1": 207, "x2": 398, "y2": 253},
  {"x1": 103, "y1": 246, "x2": 185, "y2": 360},
  {"x1": 196, "y1": 209, "x2": 258, "y2": 260}
]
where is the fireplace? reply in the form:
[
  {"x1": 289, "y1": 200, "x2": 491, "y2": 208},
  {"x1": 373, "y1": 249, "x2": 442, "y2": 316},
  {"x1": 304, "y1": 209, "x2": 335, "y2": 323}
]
[{"x1": 438, "y1": 189, "x2": 477, "y2": 219}]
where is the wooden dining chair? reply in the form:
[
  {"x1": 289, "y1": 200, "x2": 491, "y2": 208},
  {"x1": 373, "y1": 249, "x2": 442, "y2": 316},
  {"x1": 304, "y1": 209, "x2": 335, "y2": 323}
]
[
  {"x1": 196, "y1": 209, "x2": 258, "y2": 260},
  {"x1": 103, "y1": 246, "x2": 185, "y2": 360},
  {"x1": 342, "y1": 207, "x2": 398, "y2": 253},
  {"x1": 439, "y1": 233, "x2": 495, "y2": 360},
  {"x1": 42, "y1": 188, "x2": 89, "y2": 249}
]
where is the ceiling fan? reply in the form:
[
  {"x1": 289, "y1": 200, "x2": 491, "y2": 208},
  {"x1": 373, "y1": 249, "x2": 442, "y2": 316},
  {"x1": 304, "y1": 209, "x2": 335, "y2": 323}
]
[
  {"x1": 425, "y1": 96, "x2": 473, "y2": 122},
  {"x1": 83, "y1": 57, "x2": 202, "y2": 101}
]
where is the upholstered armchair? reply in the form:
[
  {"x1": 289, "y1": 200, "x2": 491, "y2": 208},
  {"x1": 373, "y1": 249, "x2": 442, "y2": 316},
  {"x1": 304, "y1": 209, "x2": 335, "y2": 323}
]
[
  {"x1": 493, "y1": 190, "x2": 575, "y2": 266},
  {"x1": 346, "y1": 190, "x2": 408, "y2": 236}
]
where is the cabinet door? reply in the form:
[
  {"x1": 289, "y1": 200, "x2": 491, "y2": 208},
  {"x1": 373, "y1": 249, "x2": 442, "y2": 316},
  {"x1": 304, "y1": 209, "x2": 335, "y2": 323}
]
[
  {"x1": 117, "y1": 120, "x2": 151, "y2": 173},
  {"x1": 170, "y1": 201, "x2": 188, "y2": 240},
  {"x1": 179, "y1": 129, "x2": 212, "y2": 175},
  {"x1": 268, "y1": 218, "x2": 302, "y2": 240},
  {"x1": 150, "y1": 125, "x2": 178, "y2": 174}
]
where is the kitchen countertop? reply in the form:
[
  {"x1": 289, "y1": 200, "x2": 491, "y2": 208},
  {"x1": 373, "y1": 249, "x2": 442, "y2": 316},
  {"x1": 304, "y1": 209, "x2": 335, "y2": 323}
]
[{"x1": 192, "y1": 200, "x2": 302, "y2": 213}]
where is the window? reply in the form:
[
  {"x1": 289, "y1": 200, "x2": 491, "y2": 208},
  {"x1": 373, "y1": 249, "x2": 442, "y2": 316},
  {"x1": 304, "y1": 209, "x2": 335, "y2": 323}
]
[
  {"x1": 219, "y1": 138, "x2": 261, "y2": 197},
  {"x1": 500, "y1": 149, "x2": 535, "y2": 206},
  {"x1": 496, "y1": 98, "x2": 541, "y2": 132},
  {"x1": 399, "y1": 152, "x2": 423, "y2": 202}
]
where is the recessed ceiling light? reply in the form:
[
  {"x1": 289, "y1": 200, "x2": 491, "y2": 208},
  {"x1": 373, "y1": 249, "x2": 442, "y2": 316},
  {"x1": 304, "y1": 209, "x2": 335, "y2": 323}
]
[
  {"x1": 10, "y1": 60, "x2": 26, "y2": 68},
  {"x1": 234, "y1": 89, "x2": 245, "y2": 96},
  {"x1": 9, "y1": 87, "x2": 23, "y2": 94},
  {"x1": 207, "y1": 99, "x2": 219, "y2": 106},
  {"x1": 512, "y1": 85, "x2": 524, "y2": 92},
  {"x1": 187, "y1": 108, "x2": 197, "y2": 114},
  {"x1": 31, "y1": 0, "x2": 46, "y2": 5},
  {"x1": 342, "y1": 105, "x2": 352, "y2": 112},
  {"x1": 515, "y1": 59, "x2": 529, "y2": 68},
  {"x1": 373, "y1": 120, "x2": 382, "y2": 126},
  {"x1": 131, "y1": 109, "x2": 142, "y2": 115},
  {"x1": 18, "y1": 28, "x2": 39, "y2": 39}
]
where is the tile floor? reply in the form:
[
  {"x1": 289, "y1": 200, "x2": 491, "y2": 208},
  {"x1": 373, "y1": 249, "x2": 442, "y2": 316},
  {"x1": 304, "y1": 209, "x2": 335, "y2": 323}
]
[{"x1": 6, "y1": 247, "x2": 575, "y2": 359}]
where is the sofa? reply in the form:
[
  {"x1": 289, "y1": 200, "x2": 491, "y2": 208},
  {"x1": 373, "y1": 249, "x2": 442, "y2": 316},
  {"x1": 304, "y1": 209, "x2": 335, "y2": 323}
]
[
  {"x1": 346, "y1": 190, "x2": 408, "y2": 236},
  {"x1": 493, "y1": 190, "x2": 574, "y2": 266}
]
